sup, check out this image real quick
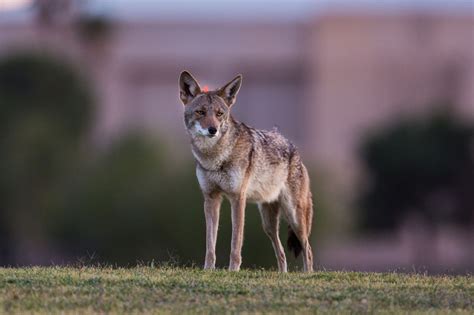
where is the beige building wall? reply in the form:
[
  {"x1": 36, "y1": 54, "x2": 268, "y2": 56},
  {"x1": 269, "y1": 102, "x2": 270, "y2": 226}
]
[
  {"x1": 306, "y1": 13, "x2": 474, "y2": 181},
  {"x1": 97, "y1": 22, "x2": 307, "y2": 147},
  {"x1": 1, "y1": 11, "x2": 473, "y2": 177}
]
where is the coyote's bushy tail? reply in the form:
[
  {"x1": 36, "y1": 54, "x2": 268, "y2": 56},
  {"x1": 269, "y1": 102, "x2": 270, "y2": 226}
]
[{"x1": 287, "y1": 226, "x2": 303, "y2": 258}]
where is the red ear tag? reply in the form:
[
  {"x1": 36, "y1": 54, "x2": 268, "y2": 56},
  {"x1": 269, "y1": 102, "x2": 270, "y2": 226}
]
[{"x1": 202, "y1": 85, "x2": 209, "y2": 92}]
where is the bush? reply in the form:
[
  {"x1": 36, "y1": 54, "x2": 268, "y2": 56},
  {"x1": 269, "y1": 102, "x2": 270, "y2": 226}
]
[
  {"x1": 0, "y1": 52, "x2": 95, "y2": 264},
  {"x1": 358, "y1": 109, "x2": 474, "y2": 231}
]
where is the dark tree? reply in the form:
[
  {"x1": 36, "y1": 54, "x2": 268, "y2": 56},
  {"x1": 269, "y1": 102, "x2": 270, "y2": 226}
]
[
  {"x1": 0, "y1": 52, "x2": 94, "y2": 264},
  {"x1": 358, "y1": 109, "x2": 474, "y2": 232}
]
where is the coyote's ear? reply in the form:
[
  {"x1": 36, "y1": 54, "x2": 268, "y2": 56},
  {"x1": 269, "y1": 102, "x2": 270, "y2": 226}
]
[
  {"x1": 217, "y1": 74, "x2": 242, "y2": 107},
  {"x1": 179, "y1": 71, "x2": 201, "y2": 105}
]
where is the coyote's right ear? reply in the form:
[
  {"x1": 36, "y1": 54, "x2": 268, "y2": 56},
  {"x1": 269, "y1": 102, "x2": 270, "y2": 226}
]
[{"x1": 179, "y1": 71, "x2": 201, "y2": 105}]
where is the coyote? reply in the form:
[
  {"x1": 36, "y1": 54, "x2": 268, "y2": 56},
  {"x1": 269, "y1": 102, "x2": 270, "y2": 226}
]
[{"x1": 179, "y1": 71, "x2": 314, "y2": 272}]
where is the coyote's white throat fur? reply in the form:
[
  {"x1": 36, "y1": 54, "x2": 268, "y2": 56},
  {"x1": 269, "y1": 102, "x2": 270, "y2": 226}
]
[{"x1": 179, "y1": 71, "x2": 314, "y2": 272}]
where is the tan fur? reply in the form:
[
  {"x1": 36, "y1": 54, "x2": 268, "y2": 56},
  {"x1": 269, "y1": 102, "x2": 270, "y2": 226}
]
[{"x1": 179, "y1": 71, "x2": 314, "y2": 272}]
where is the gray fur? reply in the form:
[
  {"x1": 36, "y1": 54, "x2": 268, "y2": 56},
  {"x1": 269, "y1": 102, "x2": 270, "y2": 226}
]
[{"x1": 179, "y1": 71, "x2": 314, "y2": 272}]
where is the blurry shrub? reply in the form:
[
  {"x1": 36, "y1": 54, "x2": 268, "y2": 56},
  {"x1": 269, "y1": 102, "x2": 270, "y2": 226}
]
[
  {"x1": 47, "y1": 133, "x2": 313, "y2": 269},
  {"x1": 358, "y1": 109, "x2": 474, "y2": 232},
  {"x1": 0, "y1": 52, "x2": 94, "y2": 264},
  {"x1": 0, "y1": 52, "x2": 93, "y2": 135},
  {"x1": 47, "y1": 133, "x2": 205, "y2": 265},
  {"x1": 0, "y1": 52, "x2": 93, "y2": 192}
]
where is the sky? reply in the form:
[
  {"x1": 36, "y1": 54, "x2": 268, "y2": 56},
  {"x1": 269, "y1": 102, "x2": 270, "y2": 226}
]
[
  {"x1": 1, "y1": 0, "x2": 473, "y2": 22},
  {"x1": 87, "y1": 0, "x2": 474, "y2": 21}
]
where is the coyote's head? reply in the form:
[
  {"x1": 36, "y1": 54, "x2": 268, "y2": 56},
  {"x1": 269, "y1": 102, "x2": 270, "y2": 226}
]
[{"x1": 179, "y1": 71, "x2": 242, "y2": 141}]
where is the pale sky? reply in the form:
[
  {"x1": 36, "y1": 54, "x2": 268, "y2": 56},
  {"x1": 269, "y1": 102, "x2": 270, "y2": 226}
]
[
  {"x1": 87, "y1": 0, "x2": 473, "y2": 21},
  {"x1": 1, "y1": 0, "x2": 472, "y2": 22},
  {"x1": 0, "y1": 0, "x2": 30, "y2": 10}
]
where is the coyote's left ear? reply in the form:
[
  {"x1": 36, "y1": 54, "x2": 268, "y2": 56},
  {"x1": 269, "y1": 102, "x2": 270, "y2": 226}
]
[{"x1": 217, "y1": 74, "x2": 242, "y2": 107}]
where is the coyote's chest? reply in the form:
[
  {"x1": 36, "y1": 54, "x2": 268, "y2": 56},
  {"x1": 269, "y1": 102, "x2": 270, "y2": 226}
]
[
  {"x1": 196, "y1": 166, "x2": 243, "y2": 195},
  {"x1": 196, "y1": 162, "x2": 287, "y2": 203}
]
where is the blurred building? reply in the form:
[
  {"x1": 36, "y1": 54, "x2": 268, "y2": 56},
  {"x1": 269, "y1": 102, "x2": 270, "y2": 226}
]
[
  {"x1": 1, "y1": 1, "x2": 473, "y2": 271},
  {"x1": 1, "y1": 5, "x2": 472, "y2": 177},
  {"x1": 307, "y1": 12, "x2": 474, "y2": 182},
  {"x1": 1, "y1": 3, "x2": 473, "y2": 217}
]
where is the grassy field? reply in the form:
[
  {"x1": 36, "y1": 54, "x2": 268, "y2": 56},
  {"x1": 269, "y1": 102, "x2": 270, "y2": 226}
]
[{"x1": 0, "y1": 267, "x2": 472, "y2": 314}]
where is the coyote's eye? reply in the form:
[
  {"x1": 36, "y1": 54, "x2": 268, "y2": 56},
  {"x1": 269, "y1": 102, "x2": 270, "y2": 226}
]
[
  {"x1": 216, "y1": 111, "x2": 224, "y2": 117},
  {"x1": 195, "y1": 110, "x2": 206, "y2": 116}
]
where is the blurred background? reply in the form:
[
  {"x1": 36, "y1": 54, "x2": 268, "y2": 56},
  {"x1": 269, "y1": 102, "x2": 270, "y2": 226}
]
[{"x1": 0, "y1": 0, "x2": 473, "y2": 273}]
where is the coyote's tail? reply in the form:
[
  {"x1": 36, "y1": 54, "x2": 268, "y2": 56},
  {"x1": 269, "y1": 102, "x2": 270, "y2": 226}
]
[{"x1": 287, "y1": 226, "x2": 303, "y2": 258}]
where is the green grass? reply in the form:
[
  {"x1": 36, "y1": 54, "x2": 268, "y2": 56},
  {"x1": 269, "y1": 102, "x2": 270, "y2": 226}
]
[{"x1": 0, "y1": 267, "x2": 472, "y2": 314}]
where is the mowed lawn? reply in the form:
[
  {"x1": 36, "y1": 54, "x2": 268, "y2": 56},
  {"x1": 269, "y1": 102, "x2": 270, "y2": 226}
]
[{"x1": 0, "y1": 267, "x2": 472, "y2": 314}]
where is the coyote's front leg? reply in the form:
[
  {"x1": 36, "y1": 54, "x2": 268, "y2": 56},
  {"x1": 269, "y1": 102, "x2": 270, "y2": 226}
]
[
  {"x1": 204, "y1": 193, "x2": 222, "y2": 269},
  {"x1": 229, "y1": 195, "x2": 246, "y2": 271}
]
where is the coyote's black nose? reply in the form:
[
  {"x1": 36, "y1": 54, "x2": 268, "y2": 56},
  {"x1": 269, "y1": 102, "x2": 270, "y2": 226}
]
[{"x1": 208, "y1": 127, "x2": 217, "y2": 135}]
